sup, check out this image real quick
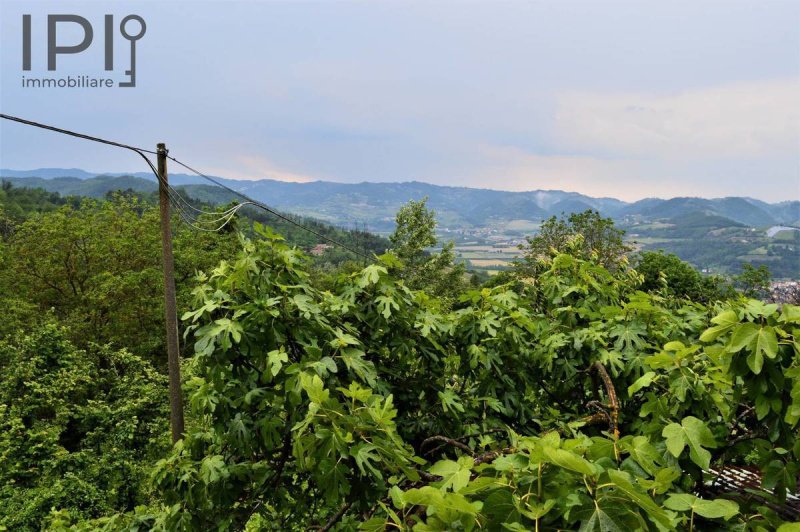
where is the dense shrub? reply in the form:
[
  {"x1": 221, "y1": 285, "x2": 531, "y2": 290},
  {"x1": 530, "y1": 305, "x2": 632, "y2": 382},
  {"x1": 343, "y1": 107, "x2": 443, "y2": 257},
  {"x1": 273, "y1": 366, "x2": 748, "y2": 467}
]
[
  {"x1": 0, "y1": 324, "x2": 169, "y2": 529},
  {"x1": 89, "y1": 226, "x2": 799, "y2": 530}
]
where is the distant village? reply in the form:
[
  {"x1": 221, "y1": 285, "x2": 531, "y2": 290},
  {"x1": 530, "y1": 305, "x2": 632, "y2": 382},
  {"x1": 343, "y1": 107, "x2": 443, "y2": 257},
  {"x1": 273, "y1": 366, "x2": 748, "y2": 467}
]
[{"x1": 770, "y1": 280, "x2": 800, "y2": 304}]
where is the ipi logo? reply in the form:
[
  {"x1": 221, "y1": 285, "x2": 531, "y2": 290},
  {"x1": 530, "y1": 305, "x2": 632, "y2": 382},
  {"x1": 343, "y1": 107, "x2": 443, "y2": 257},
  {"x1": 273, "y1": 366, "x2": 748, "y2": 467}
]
[{"x1": 22, "y1": 14, "x2": 146, "y2": 88}]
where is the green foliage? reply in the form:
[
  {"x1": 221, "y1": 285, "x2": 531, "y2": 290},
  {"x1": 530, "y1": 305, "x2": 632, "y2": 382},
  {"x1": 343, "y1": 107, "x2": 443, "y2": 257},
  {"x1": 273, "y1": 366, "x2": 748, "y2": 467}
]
[
  {"x1": 0, "y1": 196, "x2": 238, "y2": 361},
  {"x1": 517, "y1": 210, "x2": 632, "y2": 277},
  {"x1": 0, "y1": 323, "x2": 169, "y2": 530},
  {"x1": 0, "y1": 180, "x2": 77, "y2": 224},
  {"x1": 389, "y1": 198, "x2": 466, "y2": 301},
  {"x1": 123, "y1": 228, "x2": 799, "y2": 530},
  {"x1": 239, "y1": 202, "x2": 388, "y2": 265},
  {"x1": 141, "y1": 224, "x2": 423, "y2": 529},
  {"x1": 3, "y1": 197, "x2": 799, "y2": 530},
  {"x1": 735, "y1": 263, "x2": 773, "y2": 299},
  {"x1": 636, "y1": 250, "x2": 734, "y2": 303}
]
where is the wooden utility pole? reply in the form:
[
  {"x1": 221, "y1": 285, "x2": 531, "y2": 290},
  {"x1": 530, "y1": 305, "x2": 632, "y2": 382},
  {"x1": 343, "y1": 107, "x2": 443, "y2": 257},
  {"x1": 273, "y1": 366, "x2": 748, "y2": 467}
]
[{"x1": 157, "y1": 143, "x2": 185, "y2": 442}]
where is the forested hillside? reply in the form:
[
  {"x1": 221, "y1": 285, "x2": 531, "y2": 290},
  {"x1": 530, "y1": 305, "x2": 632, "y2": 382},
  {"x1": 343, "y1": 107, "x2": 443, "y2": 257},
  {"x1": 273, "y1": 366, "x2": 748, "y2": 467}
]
[
  {"x1": 3, "y1": 170, "x2": 797, "y2": 229},
  {"x1": 1, "y1": 184, "x2": 799, "y2": 530},
  {"x1": 0, "y1": 182, "x2": 388, "y2": 265},
  {"x1": 4, "y1": 170, "x2": 798, "y2": 278}
]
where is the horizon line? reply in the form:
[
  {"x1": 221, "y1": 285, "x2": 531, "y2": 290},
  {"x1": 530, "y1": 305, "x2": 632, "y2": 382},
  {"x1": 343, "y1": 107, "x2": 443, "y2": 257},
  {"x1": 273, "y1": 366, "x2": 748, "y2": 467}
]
[{"x1": 1, "y1": 166, "x2": 797, "y2": 206}]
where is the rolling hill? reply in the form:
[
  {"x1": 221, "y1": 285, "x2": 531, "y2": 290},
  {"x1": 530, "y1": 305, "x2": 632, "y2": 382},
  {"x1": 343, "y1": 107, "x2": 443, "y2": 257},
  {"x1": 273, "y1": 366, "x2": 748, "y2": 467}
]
[
  {"x1": 2, "y1": 168, "x2": 798, "y2": 278},
  {"x1": 3, "y1": 168, "x2": 796, "y2": 230},
  {"x1": 621, "y1": 197, "x2": 778, "y2": 227}
]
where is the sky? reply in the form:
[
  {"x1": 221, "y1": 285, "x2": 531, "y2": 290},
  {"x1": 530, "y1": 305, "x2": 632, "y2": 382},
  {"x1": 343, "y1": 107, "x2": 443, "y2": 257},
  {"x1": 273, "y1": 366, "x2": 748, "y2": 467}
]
[{"x1": 0, "y1": 0, "x2": 798, "y2": 202}]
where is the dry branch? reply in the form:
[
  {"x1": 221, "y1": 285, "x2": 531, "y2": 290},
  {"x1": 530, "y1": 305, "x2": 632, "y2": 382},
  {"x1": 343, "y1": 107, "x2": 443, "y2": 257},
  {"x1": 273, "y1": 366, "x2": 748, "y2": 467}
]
[
  {"x1": 420, "y1": 435, "x2": 474, "y2": 456},
  {"x1": 589, "y1": 361, "x2": 620, "y2": 438}
]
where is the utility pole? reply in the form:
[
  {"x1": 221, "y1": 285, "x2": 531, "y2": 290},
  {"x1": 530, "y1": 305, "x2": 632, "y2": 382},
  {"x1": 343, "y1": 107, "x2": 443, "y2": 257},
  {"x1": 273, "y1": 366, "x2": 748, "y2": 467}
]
[{"x1": 157, "y1": 143, "x2": 185, "y2": 442}]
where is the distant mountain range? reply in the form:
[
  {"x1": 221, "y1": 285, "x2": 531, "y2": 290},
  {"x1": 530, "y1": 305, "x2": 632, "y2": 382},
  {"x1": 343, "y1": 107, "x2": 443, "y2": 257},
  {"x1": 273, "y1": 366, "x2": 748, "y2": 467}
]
[{"x1": 2, "y1": 168, "x2": 798, "y2": 231}]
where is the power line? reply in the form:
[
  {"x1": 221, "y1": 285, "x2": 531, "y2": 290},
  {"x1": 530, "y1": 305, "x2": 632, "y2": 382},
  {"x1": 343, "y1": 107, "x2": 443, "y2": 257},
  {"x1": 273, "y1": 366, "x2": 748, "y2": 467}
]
[
  {"x1": 1, "y1": 113, "x2": 158, "y2": 155},
  {"x1": 166, "y1": 155, "x2": 371, "y2": 258},
  {"x1": 0, "y1": 113, "x2": 240, "y2": 231},
  {"x1": 1, "y1": 113, "x2": 371, "y2": 257},
  {"x1": 164, "y1": 186, "x2": 253, "y2": 231}
]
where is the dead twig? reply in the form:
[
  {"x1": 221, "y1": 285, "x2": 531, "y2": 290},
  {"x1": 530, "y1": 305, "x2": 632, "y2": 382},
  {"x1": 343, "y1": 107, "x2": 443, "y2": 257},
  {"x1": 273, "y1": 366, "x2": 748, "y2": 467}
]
[
  {"x1": 420, "y1": 435, "x2": 474, "y2": 456},
  {"x1": 318, "y1": 501, "x2": 353, "y2": 532},
  {"x1": 584, "y1": 400, "x2": 612, "y2": 428},
  {"x1": 589, "y1": 361, "x2": 620, "y2": 438},
  {"x1": 473, "y1": 447, "x2": 515, "y2": 466}
]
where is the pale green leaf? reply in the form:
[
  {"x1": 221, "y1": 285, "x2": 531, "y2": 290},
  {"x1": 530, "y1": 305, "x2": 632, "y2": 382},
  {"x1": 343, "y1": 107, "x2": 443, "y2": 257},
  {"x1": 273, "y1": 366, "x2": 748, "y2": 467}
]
[
  {"x1": 199, "y1": 455, "x2": 228, "y2": 484},
  {"x1": 543, "y1": 447, "x2": 598, "y2": 477},
  {"x1": 429, "y1": 457, "x2": 472, "y2": 492},
  {"x1": 664, "y1": 494, "x2": 739, "y2": 520},
  {"x1": 628, "y1": 371, "x2": 656, "y2": 395},
  {"x1": 267, "y1": 348, "x2": 289, "y2": 377},
  {"x1": 662, "y1": 416, "x2": 716, "y2": 470}
]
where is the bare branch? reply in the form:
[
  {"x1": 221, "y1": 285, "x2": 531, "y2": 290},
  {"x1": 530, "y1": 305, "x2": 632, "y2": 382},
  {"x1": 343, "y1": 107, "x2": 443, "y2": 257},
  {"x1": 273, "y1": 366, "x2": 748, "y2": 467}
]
[
  {"x1": 420, "y1": 435, "x2": 474, "y2": 456},
  {"x1": 589, "y1": 361, "x2": 620, "y2": 438},
  {"x1": 319, "y1": 501, "x2": 353, "y2": 532}
]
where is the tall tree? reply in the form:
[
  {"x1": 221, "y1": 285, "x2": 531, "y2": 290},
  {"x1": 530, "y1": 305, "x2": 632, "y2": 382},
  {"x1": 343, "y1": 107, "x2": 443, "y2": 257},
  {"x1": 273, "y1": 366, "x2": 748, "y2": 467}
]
[
  {"x1": 635, "y1": 250, "x2": 733, "y2": 303},
  {"x1": 90, "y1": 229, "x2": 799, "y2": 531},
  {"x1": 735, "y1": 263, "x2": 772, "y2": 299},
  {"x1": 516, "y1": 210, "x2": 632, "y2": 277},
  {"x1": 389, "y1": 197, "x2": 466, "y2": 300}
]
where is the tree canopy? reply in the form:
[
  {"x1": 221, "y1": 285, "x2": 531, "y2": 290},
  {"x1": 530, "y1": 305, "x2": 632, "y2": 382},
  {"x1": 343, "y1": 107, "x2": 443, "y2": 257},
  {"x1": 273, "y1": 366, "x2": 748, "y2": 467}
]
[
  {"x1": 388, "y1": 198, "x2": 466, "y2": 300},
  {"x1": 0, "y1": 196, "x2": 239, "y2": 361},
  {"x1": 0, "y1": 324, "x2": 168, "y2": 530},
  {"x1": 735, "y1": 263, "x2": 773, "y2": 300},
  {"x1": 516, "y1": 210, "x2": 633, "y2": 276},
  {"x1": 636, "y1": 250, "x2": 734, "y2": 303},
  {"x1": 42, "y1": 225, "x2": 797, "y2": 531},
  {"x1": 1, "y1": 192, "x2": 798, "y2": 531}
]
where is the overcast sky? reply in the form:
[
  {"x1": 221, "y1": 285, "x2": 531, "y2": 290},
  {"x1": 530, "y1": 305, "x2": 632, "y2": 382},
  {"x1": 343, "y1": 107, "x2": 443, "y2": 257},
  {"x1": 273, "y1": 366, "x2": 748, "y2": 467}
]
[{"x1": 1, "y1": 0, "x2": 798, "y2": 201}]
